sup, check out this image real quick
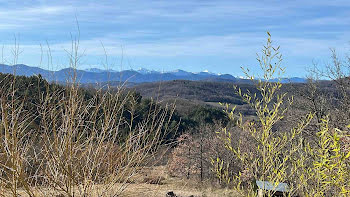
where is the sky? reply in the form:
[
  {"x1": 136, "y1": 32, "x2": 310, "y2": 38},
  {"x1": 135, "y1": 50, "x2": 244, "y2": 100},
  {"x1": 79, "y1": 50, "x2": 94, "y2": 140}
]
[{"x1": 0, "y1": 0, "x2": 349, "y2": 77}]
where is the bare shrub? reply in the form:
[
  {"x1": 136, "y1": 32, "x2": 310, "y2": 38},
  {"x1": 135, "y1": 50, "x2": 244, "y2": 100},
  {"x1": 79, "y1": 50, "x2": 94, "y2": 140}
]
[
  {"x1": 0, "y1": 34, "x2": 175, "y2": 197},
  {"x1": 167, "y1": 123, "x2": 235, "y2": 184}
]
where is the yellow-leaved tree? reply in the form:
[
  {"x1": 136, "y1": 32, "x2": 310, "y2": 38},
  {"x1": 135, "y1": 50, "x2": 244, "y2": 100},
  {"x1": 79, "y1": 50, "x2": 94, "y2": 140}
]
[{"x1": 213, "y1": 32, "x2": 350, "y2": 197}]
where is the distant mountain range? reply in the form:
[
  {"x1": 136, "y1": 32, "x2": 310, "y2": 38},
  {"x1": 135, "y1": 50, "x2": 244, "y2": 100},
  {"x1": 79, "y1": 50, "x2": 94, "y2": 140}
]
[{"x1": 0, "y1": 64, "x2": 307, "y2": 84}]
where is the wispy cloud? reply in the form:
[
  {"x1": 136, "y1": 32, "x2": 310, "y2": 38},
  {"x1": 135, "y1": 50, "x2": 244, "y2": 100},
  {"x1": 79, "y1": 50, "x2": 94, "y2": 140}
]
[
  {"x1": 0, "y1": 5, "x2": 74, "y2": 30},
  {"x1": 7, "y1": 31, "x2": 348, "y2": 59},
  {"x1": 0, "y1": 0, "x2": 349, "y2": 76},
  {"x1": 301, "y1": 16, "x2": 350, "y2": 26}
]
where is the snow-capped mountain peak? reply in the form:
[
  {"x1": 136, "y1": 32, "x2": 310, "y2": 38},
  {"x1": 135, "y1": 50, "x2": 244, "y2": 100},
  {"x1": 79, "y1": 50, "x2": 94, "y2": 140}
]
[
  {"x1": 0, "y1": 64, "x2": 306, "y2": 84},
  {"x1": 85, "y1": 68, "x2": 118, "y2": 73}
]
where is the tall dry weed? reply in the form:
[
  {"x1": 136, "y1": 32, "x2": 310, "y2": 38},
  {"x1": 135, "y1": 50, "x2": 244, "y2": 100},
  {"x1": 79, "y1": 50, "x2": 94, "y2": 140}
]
[{"x1": 0, "y1": 33, "x2": 175, "y2": 197}]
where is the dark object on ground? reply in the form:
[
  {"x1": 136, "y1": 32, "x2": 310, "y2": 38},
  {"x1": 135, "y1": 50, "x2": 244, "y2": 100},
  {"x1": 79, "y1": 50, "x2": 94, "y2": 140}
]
[
  {"x1": 166, "y1": 191, "x2": 195, "y2": 197},
  {"x1": 166, "y1": 191, "x2": 176, "y2": 197}
]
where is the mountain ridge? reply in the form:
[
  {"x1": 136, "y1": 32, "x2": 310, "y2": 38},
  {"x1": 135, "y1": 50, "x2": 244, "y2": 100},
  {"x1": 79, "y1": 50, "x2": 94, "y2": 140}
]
[{"x1": 0, "y1": 64, "x2": 307, "y2": 84}]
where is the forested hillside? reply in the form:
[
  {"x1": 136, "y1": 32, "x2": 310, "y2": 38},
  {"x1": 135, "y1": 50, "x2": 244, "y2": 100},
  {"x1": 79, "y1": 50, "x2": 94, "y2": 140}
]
[{"x1": 0, "y1": 73, "x2": 231, "y2": 141}]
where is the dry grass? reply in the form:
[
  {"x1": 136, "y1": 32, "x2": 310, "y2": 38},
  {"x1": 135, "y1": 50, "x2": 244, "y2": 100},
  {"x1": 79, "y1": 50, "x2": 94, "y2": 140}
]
[
  {"x1": 7, "y1": 166, "x2": 239, "y2": 197},
  {"x1": 110, "y1": 166, "x2": 241, "y2": 197}
]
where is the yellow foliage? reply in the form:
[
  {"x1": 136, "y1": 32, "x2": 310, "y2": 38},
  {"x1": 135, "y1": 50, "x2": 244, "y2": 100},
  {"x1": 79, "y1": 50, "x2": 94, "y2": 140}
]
[{"x1": 214, "y1": 32, "x2": 350, "y2": 197}]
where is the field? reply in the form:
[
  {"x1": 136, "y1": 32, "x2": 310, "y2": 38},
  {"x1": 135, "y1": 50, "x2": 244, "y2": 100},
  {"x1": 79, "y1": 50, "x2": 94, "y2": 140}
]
[{"x1": 11, "y1": 166, "x2": 238, "y2": 197}]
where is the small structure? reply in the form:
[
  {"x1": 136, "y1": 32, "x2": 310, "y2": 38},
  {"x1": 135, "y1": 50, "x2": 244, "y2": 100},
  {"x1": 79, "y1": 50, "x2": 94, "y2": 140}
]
[{"x1": 255, "y1": 180, "x2": 289, "y2": 197}]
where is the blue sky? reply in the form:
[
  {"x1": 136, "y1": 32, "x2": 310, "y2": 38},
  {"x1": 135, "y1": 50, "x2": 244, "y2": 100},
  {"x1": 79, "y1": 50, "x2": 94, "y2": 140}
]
[{"x1": 0, "y1": 0, "x2": 349, "y2": 77}]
